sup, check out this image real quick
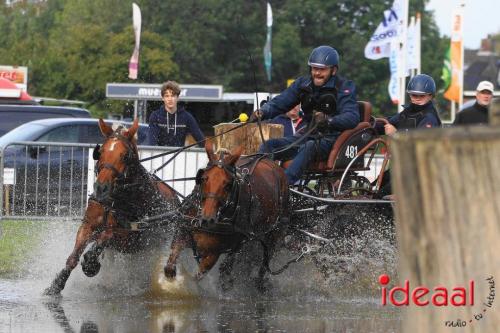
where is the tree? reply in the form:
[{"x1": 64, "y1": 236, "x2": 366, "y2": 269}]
[{"x1": 0, "y1": 0, "x2": 446, "y2": 117}]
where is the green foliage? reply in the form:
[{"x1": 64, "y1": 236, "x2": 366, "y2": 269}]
[
  {"x1": 1, "y1": 0, "x2": 445, "y2": 116},
  {"x1": 0, "y1": 220, "x2": 46, "y2": 276}
]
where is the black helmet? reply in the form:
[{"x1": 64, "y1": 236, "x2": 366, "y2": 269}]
[
  {"x1": 406, "y1": 74, "x2": 436, "y2": 95},
  {"x1": 308, "y1": 46, "x2": 339, "y2": 68}
]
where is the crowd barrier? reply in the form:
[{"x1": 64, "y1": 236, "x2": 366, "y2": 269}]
[
  {"x1": 0, "y1": 141, "x2": 385, "y2": 220},
  {"x1": 0, "y1": 142, "x2": 206, "y2": 220}
]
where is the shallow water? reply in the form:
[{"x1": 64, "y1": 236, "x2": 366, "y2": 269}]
[{"x1": 0, "y1": 216, "x2": 400, "y2": 333}]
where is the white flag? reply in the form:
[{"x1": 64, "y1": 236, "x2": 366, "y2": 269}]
[
  {"x1": 263, "y1": 2, "x2": 273, "y2": 82},
  {"x1": 406, "y1": 14, "x2": 420, "y2": 73},
  {"x1": 128, "y1": 3, "x2": 142, "y2": 80},
  {"x1": 364, "y1": 0, "x2": 404, "y2": 60}
]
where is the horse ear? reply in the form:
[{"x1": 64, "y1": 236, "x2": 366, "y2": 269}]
[
  {"x1": 205, "y1": 139, "x2": 216, "y2": 162},
  {"x1": 98, "y1": 119, "x2": 113, "y2": 137},
  {"x1": 225, "y1": 145, "x2": 243, "y2": 166},
  {"x1": 126, "y1": 119, "x2": 139, "y2": 140}
]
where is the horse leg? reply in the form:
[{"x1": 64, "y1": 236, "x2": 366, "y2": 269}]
[
  {"x1": 164, "y1": 230, "x2": 191, "y2": 280},
  {"x1": 194, "y1": 253, "x2": 221, "y2": 281},
  {"x1": 44, "y1": 203, "x2": 102, "y2": 295},
  {"x1": 219, "y1": 252, "x2": 236, "y2": 291},
  {"x1": 81, "y1": 228, "x2": 114, "y2": 277},
  {"x1": 256, "y1": 238, "x2": 278, "y2": 293}
]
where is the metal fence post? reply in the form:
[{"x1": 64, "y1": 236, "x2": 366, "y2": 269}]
[{"x1": 0, "y1": 146, "x2": 4, "y2": 220}]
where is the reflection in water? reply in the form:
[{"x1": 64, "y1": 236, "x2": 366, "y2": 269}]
[
  {"x1": 45, "y1": 298, "x2": 76, "y2": 333},
  {"x1": 39, "y1": 296, "x2": 399, "y2": 333}
]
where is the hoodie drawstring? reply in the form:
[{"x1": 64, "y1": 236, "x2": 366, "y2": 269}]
[{"x1": 174, "y1": 112, "x2": 177, "y2": 136}]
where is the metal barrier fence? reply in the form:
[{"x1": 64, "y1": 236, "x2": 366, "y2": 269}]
[
  {"x1": 0, "y1": 141, "x2": 386, "y2": 220},
  {"x1": 0, "y1": 142, "x2": 207, "y2": 220}
]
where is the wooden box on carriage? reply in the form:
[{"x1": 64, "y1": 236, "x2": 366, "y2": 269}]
[{"x1": 213, "y1": 123, "x2": 284, "y2": 155}]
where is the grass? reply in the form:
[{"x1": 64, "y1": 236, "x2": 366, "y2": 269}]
[{"x1": 0, "y1": 219, "x2": 46, "y2": 276}]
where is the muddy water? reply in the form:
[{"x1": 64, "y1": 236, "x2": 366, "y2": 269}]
[{"x1": 0, "y1": 218, "x2": 400, "y2": 333}]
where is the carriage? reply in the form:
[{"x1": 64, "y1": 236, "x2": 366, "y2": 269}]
[
  {"x1": 283, "y1": 101, "x2": 392, "y2": 205},
  {"x1": 45, "y1": 104, "x2": 395, "y2": 295}
]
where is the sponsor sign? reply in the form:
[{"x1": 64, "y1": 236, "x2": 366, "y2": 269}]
[
  {"x1": 0, "y1": 66, "x2": 28, "y2": 91},
  {"x1": 106, "y1": 83, "x2": 223, "y2": 101},
  {"x1": 3, "y1": 168, "x2": 15, "y2": 185}
]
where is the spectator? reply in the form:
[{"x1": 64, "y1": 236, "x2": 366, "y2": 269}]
[
  {"x1": 454, "y1": 81, "x2": 494, "y2": 125},
  {"x1": 148, "y1": 81, "x2": 204, "y2": 147}
]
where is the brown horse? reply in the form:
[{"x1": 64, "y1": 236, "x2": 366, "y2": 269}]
[
  {"x1": 44, "y1": 119, "x2": 180, "y2": 295},
  {"x1": 163, "y1": 141, "x2": 289, "y2": 289}
]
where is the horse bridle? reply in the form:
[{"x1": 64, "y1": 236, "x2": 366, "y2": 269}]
[
  {"x1": 195, "y1": 157, "x2": 242, "y2": 223},
  {"x1": 93, "y1": 134, "x2": 138, "y2": 185}
]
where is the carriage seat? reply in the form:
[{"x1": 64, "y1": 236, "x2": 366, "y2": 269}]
[{"x1": 282, "y1": 101, "x2": 376, "y2": 173}]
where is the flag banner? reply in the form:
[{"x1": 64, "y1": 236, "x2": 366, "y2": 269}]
[
  {"x1": 414, "y1": 13, "x2": 421, "y2": 72},
  {"x1": 406, "y1": 16, "x2": 417, "y2": 72},
  {"x1": 444, "y1": 6, "x2": 464, "y2": 102},
  {"x1": 263, "y1": 2, "x2": 273, "y2": 82},
  {"x1": 128, "y1": 3, "x2": 142, "y2": 80},
  {"x1": 441, "y1": 46, "x2": 452, "y2": 92},
  {"x1": 388, "y1": 39, "x2": 400, "y2": 104},
  {"x1": 364, "y1": 0, "x2": 404, "y2": 60}
]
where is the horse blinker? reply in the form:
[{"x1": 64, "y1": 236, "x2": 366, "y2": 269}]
[{"x1": 93, "y1": 144, "x2": 101, "y2": 160}]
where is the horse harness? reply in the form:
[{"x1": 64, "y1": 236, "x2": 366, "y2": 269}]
[
  {"x1": 192, "y1": 153, "x2": 285, "y2": 238},
  {"x1": 91, "y1": 133, "x2": 177, "y2": 230}
]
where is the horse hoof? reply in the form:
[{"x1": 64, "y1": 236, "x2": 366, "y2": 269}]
[
  {"x1": 43, "y1": 285, "x2": 61, "y2": 296},
  {"x1": 81, "y1": 256, "x2": 101, "y2": 277},
  {"x1": 164, "y1": 266, "x2": 177, "y2": 280}
]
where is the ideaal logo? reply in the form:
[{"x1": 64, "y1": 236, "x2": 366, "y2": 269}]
[{"x1": 379, "y1": 275, "x2": 495, "y2": 328}]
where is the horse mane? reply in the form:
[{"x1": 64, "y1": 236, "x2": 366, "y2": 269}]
[{"x1": 215, "y1": 148, "x2": 231, "y2": 156}]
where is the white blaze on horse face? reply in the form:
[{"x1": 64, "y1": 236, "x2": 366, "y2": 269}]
[{"x1": 108, "y1": 139, "x2": 119, "y2": 151}]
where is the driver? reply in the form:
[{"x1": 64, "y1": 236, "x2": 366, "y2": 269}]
[{"x1": 253, "y1": 45, "x2": 359, "y2": 185}]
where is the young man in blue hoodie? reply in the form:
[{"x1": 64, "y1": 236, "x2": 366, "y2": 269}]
[{"x1": 148, "y1": 81, "x2": 205, "y2": 147}]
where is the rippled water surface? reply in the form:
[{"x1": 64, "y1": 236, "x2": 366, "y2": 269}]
[{"x1": 0, "y1": 212, "x2": 400, "y2": 333}]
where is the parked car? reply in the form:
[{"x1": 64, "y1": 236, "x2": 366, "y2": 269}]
[
  {"x1": 0, "y1": 118, "x2": 149, "y2": 216},
  {"x1": 0, "y1": 104, "x2": 91, "y2": 137},
  {"x1": 0, "y1": 118, "x2": 149, "y2": 147}
]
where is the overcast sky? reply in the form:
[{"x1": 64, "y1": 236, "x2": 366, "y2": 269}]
[{"x1": 426, "y1": 0, "x2": 500, "y2": 49}]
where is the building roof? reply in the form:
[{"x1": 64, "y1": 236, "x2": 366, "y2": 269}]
[{"x1": 463, "y1": 36, "x2": 500, "y2": 93}]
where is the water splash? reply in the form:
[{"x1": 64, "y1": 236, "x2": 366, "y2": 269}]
[{"x1": 148, "y1": 257, "x2": 200, "y2": 300}]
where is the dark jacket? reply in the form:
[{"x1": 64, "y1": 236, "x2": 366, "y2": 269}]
[
  {"x1": 260, "y1": 75, "x2": 359, "y2": 137},
  {"x1": 269, "y1": 114, "x2": 306, "y2": 137},
  {"x1": 453, "y1": 102, "x2": 489, "y2": 125},
  {"x1": 148, "y1": 106, "x2": 204, "y2": 147},
  {"x1": 383, "y1": 101, "x2": 441, "y2": 131}
]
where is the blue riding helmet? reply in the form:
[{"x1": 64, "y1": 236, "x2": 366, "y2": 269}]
[
  {"x1": 308, "y1": 46, "x2": 339, "y2": 68},
  {"x1": 406, "y1": 74, "x2": 436, "y2": 95}
]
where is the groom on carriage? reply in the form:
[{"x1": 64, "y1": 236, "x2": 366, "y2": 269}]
[{"x1": 252, "y1": 45, "x2": 360, "y2": 185}]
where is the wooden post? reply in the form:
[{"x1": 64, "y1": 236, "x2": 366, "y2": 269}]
[
  {"x1": 490, "y1": 97, "x2": 500, "y2": 126},
  {"x1": 391, "y1": 127, "x2": 500, "y2": 333},
  {"x1": 213, "y1": 123, "x2": 283, "y2": 155}
]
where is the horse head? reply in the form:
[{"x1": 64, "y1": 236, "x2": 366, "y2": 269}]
[
  {"x1": 197, "y1": 140, "x2": 243, "y2": 226},
  {"x1": 94, "y1": 119, "x2": 139, "y2": 201}
]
